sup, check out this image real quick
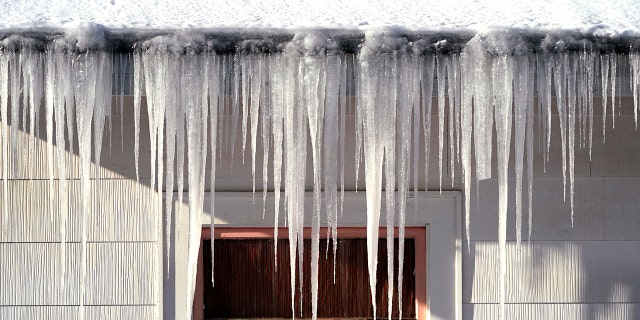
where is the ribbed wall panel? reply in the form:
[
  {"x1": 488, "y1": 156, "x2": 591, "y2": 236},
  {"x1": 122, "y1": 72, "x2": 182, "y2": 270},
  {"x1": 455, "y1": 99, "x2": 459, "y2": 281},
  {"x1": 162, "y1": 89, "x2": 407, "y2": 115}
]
[
  {"x1": 0, "y1": 117, "x2": 150, "y2": 179},
  {"x1": 85, "y1": 242, "x2": 158, "y2": 305},
  {"x1": 0, "y1": 243, "x2": 80, "y2": 305},
  {"x1": 464, "y1": 241, "x2": 640, "y2": 304},
  {"x1": 0, "y1": 242, "x2": 157, "y2": 305},
  {"x1": 463, "y1": 303, "x2": 640, "y2": 320},
  {"x1": 0, "y1": 306, "x2": 79, "y2": 320},
  {"x1": 85, "y1": 306, "x2": 157, "y2": 320},
  {"x1": 0, "y1": 306, "x2": 156, "y2": 320},
  {"x1": 0, "y1": 179, "x2": 156, "y2": 242}
]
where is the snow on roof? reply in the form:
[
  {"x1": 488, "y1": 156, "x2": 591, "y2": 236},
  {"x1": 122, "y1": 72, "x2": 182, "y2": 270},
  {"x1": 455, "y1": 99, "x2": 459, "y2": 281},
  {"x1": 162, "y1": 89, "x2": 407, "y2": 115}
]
[{"x1": 1, "y1": 0, "x2": 639, "y2": 38}]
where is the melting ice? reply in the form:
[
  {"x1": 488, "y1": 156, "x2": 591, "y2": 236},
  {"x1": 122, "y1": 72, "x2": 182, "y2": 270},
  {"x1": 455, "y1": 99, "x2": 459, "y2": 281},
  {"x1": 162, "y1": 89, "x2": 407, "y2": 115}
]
[{"x1": 0, "y1": 29, "x2": 636, "y2": 320}]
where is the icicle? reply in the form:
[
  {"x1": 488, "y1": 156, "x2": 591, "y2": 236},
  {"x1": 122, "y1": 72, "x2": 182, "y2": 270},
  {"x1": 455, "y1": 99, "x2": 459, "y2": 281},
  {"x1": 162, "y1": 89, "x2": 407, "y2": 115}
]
[
  {"x1": 240, "y1": 54, "x2": 249, "y2": 165},
  {"x1": 339, "y1": 55, "x2": 347, "y2": 221},
  {"x1": 453, "y1": 55, "x2": 462, "y2": 169},
  {"x1": 297, "y1": 33, "x2": 327, "y2": 320},
  {"x1": 9, "y1": 52, "x2": 20, "y2": 180},
  {"x1": 50, "y1": 51, "x2": 68, "y2": 287},
  {"x1": 466, "y1": 35, "x2": 494, "y2": 244},
  {"x1": 93, "y1": 52, "x2": 112, "y2": 173},
  {"x1": 199, "y1": 52, "x2": 212, "y2": 317},
  {"x1": 436, "y1": 55, "x2": 446, "y2": 191},
  {"x1": 610, "y1": 54, "x2": 617, "y2": 129},
  {"x1": 270, "y1": 55, "x2": 284, "y2": 266},
  {"x1": 175, "y1": 77, "x2": 186, "y2": 243},
  {"x1": 445, "y1": 55, "x2": 460, "y2": 188},
  {"x1": 540, "y1": 54, "x2": 553, "y2": 167},
  {"x1": 23, "y1": 52, "x2": 43, "y2": 178},
  {"x1": 553, "y1": 54, "x2": 568, "y2": 201},
  {"x1": 323, "y1": 54, "x2": 340, "y2": 281},
  {"x1": 632, "y1": 52, "x2": 640, "y2": 129},
  {"x1": 567, "y1": 55, "x2": 577, "y2": 226},
  {"x1": 183, "y1": 52, "x2": 210, "y2": 320},
  {"x1": 577, "y1": 53, "x2": 585, "y2": 150},
  {"x1": 41, "y1": 52, "x2": 56, "y2": 235},
  {"x1": 20, "y1": 54, "x2": 28, "y2": 141},
  {"x1": 208, "y1": 52, "x2": 220, "y2": 285},
  {"x1": 261, "y1": 55, "x2": 271, "y2": 219},
  {"x1": 459, "y1": 43, "x2": 474, "y2": 250},
  {"x1": 469, "y1": 37, "x2": 493, "y2": 181},
  {"x1": 140, "y1": 49, "x2": 168, "y2": 319},
  {"x1": 396, "y1": 54, "x2": 415, "y2": 320},
  {"x1": 513, "y1": 55, "x2": 528, "y2": 244},
  {"x1": 45, "y1": 51, "x2": 57, "y2": 272},
  {"x1": 229, "y1": 56, "x2": 241, "y2": 165},
  {"x1": 219, "y1": 55, "x2": 230, "y2": 156},
  {"x1": 118, "y1": 54, "x2": 128, "y2": 152},
  {"x1": 585, "y1": 52, "x2": 595, "y2": 159},
  {"x1": 383, "y1": 53, "x2": 397, "y2": 320},
  {"x1": 412, "y1": 57, "x2": 420, "y2": 208},
  {"x1": 355, "y1": 54, "x2": 363, "y2": 192},
  {"x1": 601, "y1": 54, "x2": 609, "y2": 142},
  {"x1": 359, "y1": 40, "x2": 386, "y2": 320},
  {"x1": 4, "y1": 31, "x2": 637, "y2": 320},
  {"x1": 249, "y1": 55, "x2": 262, "y2": 198},
  {"x1": 105, "y1": 55, "x2": 114, "y2": 155},
  {"x1": 164, "y1": 53, "x2": 177, "y2": 277},
  {"x1": 282, "y1": 48, "x2": 307, "y2": 317},
  {"x1": 1, "y1": 52, "x2": 13, "y2": 221},
  {"x1": 142, "y1": 50, "x2": 165, "y2": 205},
  {"x1": 421, "y1": 55, "x2": 434, "y2": 198},
  {"x1": 446, "y1": 55, "x2": 456, "y2": 186},
  {"x1": 493, "y1": 55, "x2": 513, "y2": 320},
  {"x1": 133, "y1": 52, "x2": 143, "y2": 181},
  {"x1": 526, "y1": 56, "x2": 535, "y2": 240},
  {"x1": 73, "y1": 52, "x2": 99, "y2": 320},
  {"x1": 0, "y1": 51, "x2": 7, "y2": 231}
]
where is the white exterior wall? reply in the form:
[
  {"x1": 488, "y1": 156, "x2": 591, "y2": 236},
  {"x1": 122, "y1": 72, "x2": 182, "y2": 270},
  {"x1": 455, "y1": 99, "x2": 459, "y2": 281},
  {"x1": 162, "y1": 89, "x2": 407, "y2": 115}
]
[
  {"x1": 0, "y1": 111, "x2": 160, "y2": 319},
  {"x1": 202, "y1": 97, "x2": 640, "y2": 319},
  {"x1": 463, "y1": 98, "x2": 640, "y2": 319},
  {"x1": 3, "y1": 91, "x2": 640, "y2": 320}
]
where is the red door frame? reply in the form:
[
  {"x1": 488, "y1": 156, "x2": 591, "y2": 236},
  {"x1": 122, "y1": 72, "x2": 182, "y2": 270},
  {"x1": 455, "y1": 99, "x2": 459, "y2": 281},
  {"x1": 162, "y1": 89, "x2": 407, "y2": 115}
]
[{"x1": 194, "y1": 226, "x2": 427, "y2": 320}]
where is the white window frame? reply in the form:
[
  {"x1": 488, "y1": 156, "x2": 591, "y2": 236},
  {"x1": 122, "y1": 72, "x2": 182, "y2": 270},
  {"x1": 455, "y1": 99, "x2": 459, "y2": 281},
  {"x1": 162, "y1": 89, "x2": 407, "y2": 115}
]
[{"x1": 166, "y1": 191, "x2": 462, "y2": 320}]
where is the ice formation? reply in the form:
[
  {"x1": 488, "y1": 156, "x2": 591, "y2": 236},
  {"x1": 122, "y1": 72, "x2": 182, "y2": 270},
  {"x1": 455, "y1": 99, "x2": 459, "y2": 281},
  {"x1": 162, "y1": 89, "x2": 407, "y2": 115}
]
[{"x1": 1, "y1": 28, "x2": 639, "y2": 320}]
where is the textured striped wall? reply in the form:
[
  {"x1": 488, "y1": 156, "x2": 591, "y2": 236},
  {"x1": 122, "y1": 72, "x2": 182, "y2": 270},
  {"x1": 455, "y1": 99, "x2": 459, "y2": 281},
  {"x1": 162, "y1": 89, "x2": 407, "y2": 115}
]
[
  {"x1": 464, "y1": 241, "x2": 640, "y2": 304},
  {"x1": 0, "y1": 129, "x2": 162, "y2": 320},
  {"x1": 464, "y1": 303, "x2": 640, "y2": 320}
]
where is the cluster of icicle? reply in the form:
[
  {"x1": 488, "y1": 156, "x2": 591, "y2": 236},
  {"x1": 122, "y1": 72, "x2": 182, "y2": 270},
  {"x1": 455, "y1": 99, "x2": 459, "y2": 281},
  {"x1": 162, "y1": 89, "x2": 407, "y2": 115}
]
[{"x1": 1, "y1": 30, "x2": 639, "y2": 320}]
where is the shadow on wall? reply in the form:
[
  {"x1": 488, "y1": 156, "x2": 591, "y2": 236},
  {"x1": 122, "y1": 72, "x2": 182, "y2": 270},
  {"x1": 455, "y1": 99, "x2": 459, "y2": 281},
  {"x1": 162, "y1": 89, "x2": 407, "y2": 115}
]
[{"x1": 464, "y1": 241, "x2": 640, "y2": 319}]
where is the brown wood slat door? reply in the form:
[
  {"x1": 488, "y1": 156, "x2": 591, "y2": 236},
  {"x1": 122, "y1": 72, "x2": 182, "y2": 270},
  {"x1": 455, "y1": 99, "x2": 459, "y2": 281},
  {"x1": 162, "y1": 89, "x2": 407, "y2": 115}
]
[{"x1": 203, "y1": 238, "x2": 415, "y2": 319}]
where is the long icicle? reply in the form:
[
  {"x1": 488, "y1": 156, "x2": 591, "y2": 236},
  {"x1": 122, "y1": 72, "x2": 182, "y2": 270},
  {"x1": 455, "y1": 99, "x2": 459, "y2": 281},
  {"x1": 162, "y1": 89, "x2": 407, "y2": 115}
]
[
  {"x1": 396, "y1": 54, "x2": 415, "y2": 320},
  {"x1": 323, "y1": 54, "x2": 340, "y2": 281},
  {"x1": 208, "y1": 51, "x2": 219, "y2": 286},
  {"x1": 0, "y1": 52, "x2": 8, "y2": 231},
  {"x1": 73, "y1": 52, "x2": 99, "y2": 320},
  {"x1": 383, "y1": 52, "x2": 397, "y2": 320},
  {"x1": 436, "y1": 54, "x2": 446, "y2": 192},
  {"x1": 301, "y1": 34, "x2": 327, "y2": 320},
  {"x1": 513, "y1": 55, "x2": 529, "y2": 244},
  {"x1": 270, "y1": 54, "x2": 284, "y2": 266},
  {"x1": 493, "y1": 54, "x2": 514, "y2": 320},
  {"x1": 359, "y1": 37, "x2": 386, "y2": 320}
]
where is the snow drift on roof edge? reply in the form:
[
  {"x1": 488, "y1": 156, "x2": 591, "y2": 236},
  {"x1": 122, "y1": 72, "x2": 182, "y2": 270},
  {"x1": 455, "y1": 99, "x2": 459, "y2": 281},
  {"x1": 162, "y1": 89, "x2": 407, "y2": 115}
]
[
  {"x1": 1, "y1": 0, "x2": 639, "y2": 37},
  {"x1": 2, "y1": 25, "x2": 640, "y2": 55}
]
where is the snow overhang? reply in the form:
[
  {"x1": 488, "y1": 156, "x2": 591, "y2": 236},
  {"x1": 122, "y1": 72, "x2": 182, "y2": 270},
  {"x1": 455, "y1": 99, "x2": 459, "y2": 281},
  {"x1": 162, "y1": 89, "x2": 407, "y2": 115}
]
[
  {"x1": 1, "y1": 0, "x2": 640, "y2": 54},
  {"x1": 2, "y1": 28, "x2": 640, "y2": 55}
]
